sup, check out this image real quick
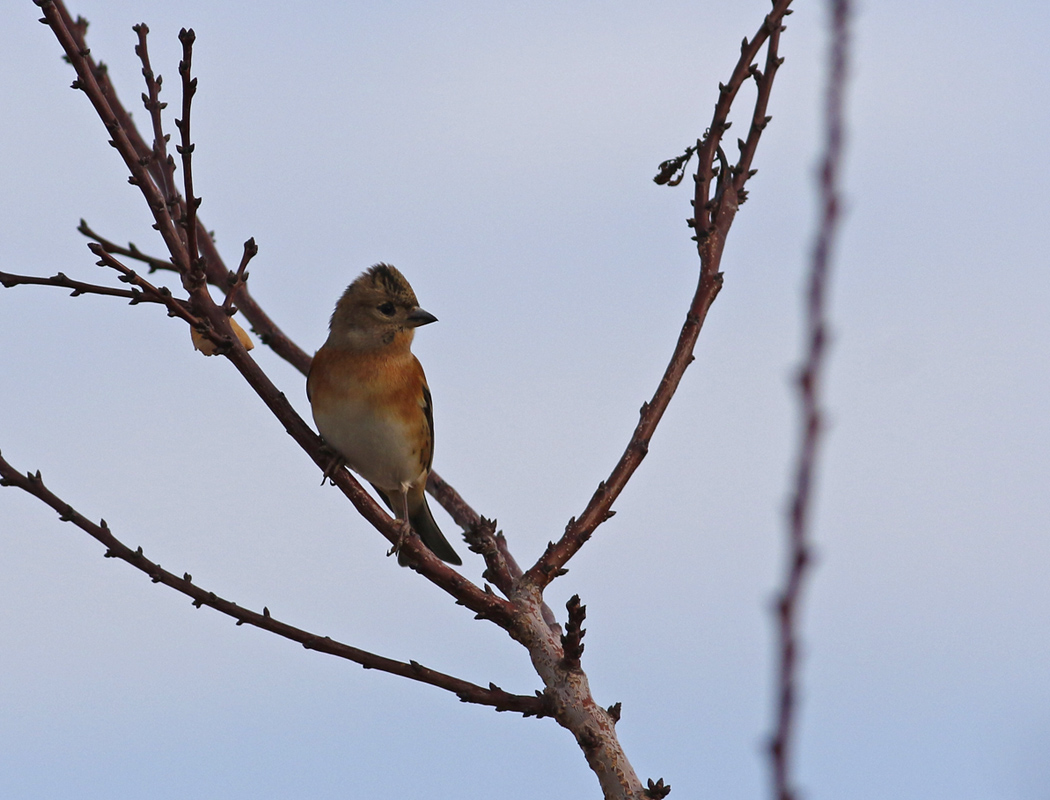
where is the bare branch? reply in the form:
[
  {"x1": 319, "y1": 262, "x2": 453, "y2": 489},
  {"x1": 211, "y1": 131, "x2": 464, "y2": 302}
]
[
  {"x1": 34, "y1": 1, "x2": 502, "y2": 621},
  {"x1": 174, "y1": 28, "x2": 203, "y2": 285},
  {"x1": 1, "y1": 268, "x2": 149, "y2": 304},
  {"x1": 0, "y1": 450, "x2": 548, "y2": 717},
  {"x1": 692, "y1": 0, "x2": 794, "y2": 242},
  {"x1": 769, "y1": 1, "x2": 850, "y2": 799},
  {"x1": 36, "y1": 0, "x2": 189, "y2": 273},
  {"x1": 524, "y1": 0, "x2": 795, "y2": 591},
  {"x1": 221, "y1": 238, "x2": 258, "y2": 315},
  {"x1": 49, "y1": 2, "x2": 486, "y2": 532},
  {"x1": 87, "y1": 243, "x2": 202, "y2": 329},
  {"x1": 132, "y1": 23, "x2": 179, "y2": 215},
  {"x1": 78, "y1": 219, "x2": 175, "y2": 273}
]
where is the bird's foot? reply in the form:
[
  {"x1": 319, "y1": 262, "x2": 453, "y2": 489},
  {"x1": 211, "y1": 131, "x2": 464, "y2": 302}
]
[
  {"x1": 319, "y1": 447, "x2": 346, "y2": 485},
  {"x1": 387, "y1": 518, "x2": 413, "y2": 559}
]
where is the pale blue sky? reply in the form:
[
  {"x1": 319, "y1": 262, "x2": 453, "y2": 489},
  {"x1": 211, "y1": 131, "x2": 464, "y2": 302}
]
[{"x1": 2, "y1": 2, "x2": 1049, "y2": 798}]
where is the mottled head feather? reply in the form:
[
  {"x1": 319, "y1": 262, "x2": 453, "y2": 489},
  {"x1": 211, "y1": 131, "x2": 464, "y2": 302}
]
[{"x1": 325, "y1": 263, "x2": 434, "y2": 351}]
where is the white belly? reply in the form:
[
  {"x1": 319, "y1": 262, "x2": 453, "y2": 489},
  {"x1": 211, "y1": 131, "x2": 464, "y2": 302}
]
[{"x1": 313, "y1": 399, "x2": 423, "y2": 491}]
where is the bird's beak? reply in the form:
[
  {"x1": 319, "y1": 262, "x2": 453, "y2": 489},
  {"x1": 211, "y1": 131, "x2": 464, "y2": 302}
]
[{"x1": 407, "y1": 307, "x2": 438, "y2": 327}]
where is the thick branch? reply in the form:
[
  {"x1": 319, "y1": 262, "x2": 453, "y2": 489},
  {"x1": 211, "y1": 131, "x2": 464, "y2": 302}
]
[{"x1": 0, "y1": 451, "x2": 547, "y2": 716}]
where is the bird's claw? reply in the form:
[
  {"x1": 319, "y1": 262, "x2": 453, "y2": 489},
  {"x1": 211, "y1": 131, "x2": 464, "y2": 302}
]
[
  {"x1": 319, "y1": 447, "x2": 346, "y2": 485},
  {"x1": 387, "y1": 518, "x2": 413, "y2": 558}
]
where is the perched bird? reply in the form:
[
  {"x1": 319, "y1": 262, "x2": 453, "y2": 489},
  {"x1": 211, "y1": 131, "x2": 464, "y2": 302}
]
[{"x1": 307, "y1": 264, "x2": 462, "y2": 566}]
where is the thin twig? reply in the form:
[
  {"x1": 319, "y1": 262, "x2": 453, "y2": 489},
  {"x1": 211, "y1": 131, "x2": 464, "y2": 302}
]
[
  {"x1": 132, "y1": 23, "x2": 179, "y2": 218},
  {"x1": 693, "y1": 0, "x2": 794, "y2": 242},
  {"x1": 36, "y1": 3, "x2": 501, "y2": 619},
  {"x1": 1, "y1": 269, "x2": 151, "y2": 304},
  {"x1": 78, "y1": 219, "x2": 175, "y2": 273},
  {"x1": 51, "y1": 0, "x2": 485, "y2": 534},
  {"x1": 222, "y1": 238, "x2": 257, "y2": 315},
  {"x1": 87, "y1": 244, "x2": 201, "y2": 328},
  {"x1": 35, "y1": 0, "x2": 189, "y2": 271},
  {"x1": 0, "y1": 451, "x2": 548, "y2": 717},
  {"x1": 174, "y1": 28, "x2": 203, "y2": 285},
  {"x1": 770, "y1": 1, "x2": 849, "y2": 799}
]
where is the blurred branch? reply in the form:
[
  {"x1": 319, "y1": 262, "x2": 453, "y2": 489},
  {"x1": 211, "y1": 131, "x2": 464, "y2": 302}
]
[
  {"x1": 769, "y1": 2, "x2": 850, "y2": 799},
  {"x1": 0, "y1": 451, "x2": 547, "y2": 717}
]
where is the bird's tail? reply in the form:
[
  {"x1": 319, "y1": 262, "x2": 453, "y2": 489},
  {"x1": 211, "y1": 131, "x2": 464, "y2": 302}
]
[{"x1": 374, "y1": 483, "x2": 462, "y2": 566}]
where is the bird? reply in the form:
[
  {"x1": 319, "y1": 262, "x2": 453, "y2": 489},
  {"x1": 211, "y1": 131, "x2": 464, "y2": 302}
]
[{"x1": 307, "y1": 263, "x2": 462, "y2": 566}]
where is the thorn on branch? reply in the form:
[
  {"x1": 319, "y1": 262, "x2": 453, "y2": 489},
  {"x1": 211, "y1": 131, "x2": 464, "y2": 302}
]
[
  {"x1": 644, "y1": 778, "x2": 672, "y2": 799},
  {"x1": 560, "y1": 594, "x2": 587, "y2": 670}
]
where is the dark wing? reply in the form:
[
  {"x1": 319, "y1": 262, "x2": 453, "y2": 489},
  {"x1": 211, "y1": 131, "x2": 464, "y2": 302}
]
[{"x1": 421, "y1": 381, "x2": 435, "y2": 472}]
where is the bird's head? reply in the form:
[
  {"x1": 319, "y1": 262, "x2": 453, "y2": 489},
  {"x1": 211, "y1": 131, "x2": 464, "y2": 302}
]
[{"x1": 327, "y1": 263, "x2": 437, "y2": 351}]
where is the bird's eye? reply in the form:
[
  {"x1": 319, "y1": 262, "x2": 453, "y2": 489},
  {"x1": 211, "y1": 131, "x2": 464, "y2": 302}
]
[{"x1": 377, "y1": 301, "x2": 396, "y2": 317}]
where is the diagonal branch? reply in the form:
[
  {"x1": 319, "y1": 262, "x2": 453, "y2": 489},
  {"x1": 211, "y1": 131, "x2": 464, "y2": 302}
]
[
  {"x1": 78, "y1": 219, "x2": 175, "y2": 273},
  {"x1": 694, "y1": 0, "x2": 794, "y2": 242},
  {"x1": 132, "y1": 23, "x2": 179, "y2": 218},
  {"x1": 0, "y1": 450, "x2": 548, "y2": 717},
  {"x1": 769, "y1": 1, "x2": 850, "y2": 798},
  {"x1": 36, "y1": 0, "x2": 188, "y2": 273},
  {"x1": 35, "y1": 2, "x2": 497, "y2": 602},
  {"x1": 174, "y1": 28, "x2": 203, "y2": 286},
  {"x1": 524, "y1": 1, "x2": 794, "y2": 591},
  {"x1": 60, "y1": 3, "x2": 479, "y2": 528}
]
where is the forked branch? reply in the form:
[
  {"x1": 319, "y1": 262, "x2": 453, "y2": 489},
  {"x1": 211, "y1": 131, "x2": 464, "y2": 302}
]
[
  {"x1": 524, "y1": 0, "x2": 795, "y2": 591},
  {"x1": 10, "y1": 2, "x2": 808, "y2": 796}
]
